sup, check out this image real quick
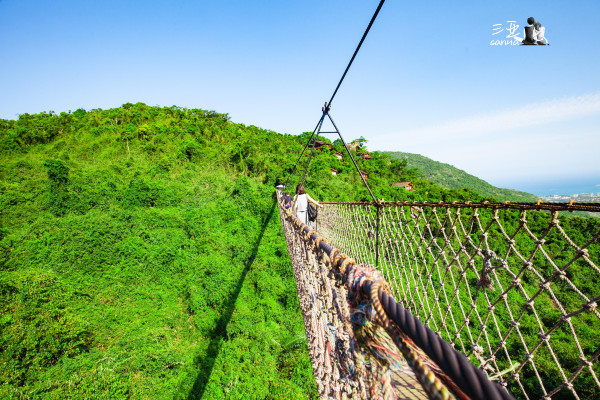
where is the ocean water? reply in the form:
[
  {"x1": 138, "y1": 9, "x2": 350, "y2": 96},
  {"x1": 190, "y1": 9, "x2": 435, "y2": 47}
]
[{"x1": 495, "y1": 175, "x2": 600, "y2": 196}]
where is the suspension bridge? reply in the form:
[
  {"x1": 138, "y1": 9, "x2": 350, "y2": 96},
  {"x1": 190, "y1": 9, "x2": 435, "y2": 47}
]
[
  {"x1": 278, "y1": 195, "x2": 600, "y2": 399},
  {"x1": 275, "y1": 1, "x2": 600, "y2": 398}
]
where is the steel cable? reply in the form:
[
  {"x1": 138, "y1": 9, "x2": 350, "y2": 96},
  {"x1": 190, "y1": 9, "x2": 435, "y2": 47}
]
[
  {"x1": 286, "y1": 0, "x2": 386, "y2": 194},
  {"x1": 327, "y1": 0, "x2": 386, "y2": 109}
]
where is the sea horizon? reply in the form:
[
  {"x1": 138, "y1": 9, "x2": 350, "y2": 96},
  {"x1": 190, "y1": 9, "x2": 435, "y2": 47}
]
[{"x1": 495, "y1": 175, "x2": 600, "y2": 197}]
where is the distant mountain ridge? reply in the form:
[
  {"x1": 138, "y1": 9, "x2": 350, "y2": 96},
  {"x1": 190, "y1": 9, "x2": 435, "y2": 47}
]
[{"x1": 385, "y1": 151, "x2": 540, "y2": 202}]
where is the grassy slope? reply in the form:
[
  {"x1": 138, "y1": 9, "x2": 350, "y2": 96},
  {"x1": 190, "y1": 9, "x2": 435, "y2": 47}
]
[
  {"x1": 0, "y1": 105, "x2": 316, "y2": 399},
  {"x1": 0, "y1": 104, "x2": 492, "y2": 399},
  {"x1": 385, "y1": 151, "x2": 540, "y2": 202},
  {"x1": 3, "y1": 104, "x2": 594, "y2": 399}
]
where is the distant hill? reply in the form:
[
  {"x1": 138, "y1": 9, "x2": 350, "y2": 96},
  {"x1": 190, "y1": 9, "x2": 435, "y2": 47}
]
[{"x1": 385, "y1": 151, "x2": 540, "y2": 202}]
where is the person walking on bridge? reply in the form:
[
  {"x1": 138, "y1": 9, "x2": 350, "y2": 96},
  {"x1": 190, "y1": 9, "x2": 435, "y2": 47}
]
[{"x1": 293, "y1": 184, "x2": 321, "y2": 225}]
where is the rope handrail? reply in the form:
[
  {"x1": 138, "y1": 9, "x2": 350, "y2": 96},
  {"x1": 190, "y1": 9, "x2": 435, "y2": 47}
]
[
  {"x1": 320, "y1": 200, "x2": 600, "y2": 213},
  {"x1": 367, "y1": 281, "x2": 513, "y2": 400},
  {"x1": 278, "y1": 191, "x2": 515, "y2": 399}
]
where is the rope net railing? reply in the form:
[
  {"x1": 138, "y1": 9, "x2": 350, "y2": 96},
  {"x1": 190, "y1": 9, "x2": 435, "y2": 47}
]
[
  {"x1": 278, "y1": 194, "x2": 515, "y2": 400},
  {"x1": 317, "y1": 201, "x2": 600, "y2": 400},
  {"x1": 278, "y1": 199, "x2": 415, "y2": 399}
]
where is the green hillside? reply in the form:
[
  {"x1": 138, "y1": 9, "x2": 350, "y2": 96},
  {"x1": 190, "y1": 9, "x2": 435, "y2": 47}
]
[
  {"x1": 0, "y1": 103, "x2": 486, "y2": 399},
  {"x1": 0, "y1": 105, "x2": 318, "y2": 400},
  {"x1": 385, "y1": 151, "x2": 540, "y2": 202},
  {"x1": 1, "y1": 104, "x2": 597, "y2": 399}
]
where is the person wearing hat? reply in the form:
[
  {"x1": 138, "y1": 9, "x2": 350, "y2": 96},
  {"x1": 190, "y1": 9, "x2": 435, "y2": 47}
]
[{"x1": 276, "y1": 184, "x2": 285, "y2": 199}]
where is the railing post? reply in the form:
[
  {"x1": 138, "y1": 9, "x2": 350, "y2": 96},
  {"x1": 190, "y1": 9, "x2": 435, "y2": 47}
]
[{"x1": 375, "y1": 203, "x2": 380, "y2": 269}]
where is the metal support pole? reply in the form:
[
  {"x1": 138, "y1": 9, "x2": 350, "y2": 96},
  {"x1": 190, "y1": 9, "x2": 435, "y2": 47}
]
[
  {"x1": 283, "y1": 112, "x2": 327, "y2": 190},
  {"x1": 326, "y1": 112, "x2": 377, "y2": 203},
  {"x1": 300, "y1": 115, "x2": 325, "y2": 186},
  {"x1": 375, "y1": 204, "x2": 380, "y2": 268}
]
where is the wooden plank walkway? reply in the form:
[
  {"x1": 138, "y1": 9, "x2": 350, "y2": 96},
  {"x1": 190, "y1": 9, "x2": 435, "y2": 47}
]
[{"x1": 391, "y1": 367, "x2": 429, "y2": 400}]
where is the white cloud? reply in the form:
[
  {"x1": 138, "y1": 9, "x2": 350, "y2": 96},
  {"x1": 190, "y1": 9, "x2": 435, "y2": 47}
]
[
  {"x1": 369, "y1": 92, "x2": 600, "y2": 186},
  {"x1": 421, "y1": 129, "x2": 600, "y2": 181},
  {"x1": 374, "y1": 91, "x2": 600, "y2": 145}
]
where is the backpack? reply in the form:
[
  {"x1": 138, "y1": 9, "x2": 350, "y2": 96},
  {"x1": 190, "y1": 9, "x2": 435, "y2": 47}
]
[
  {"x1": 283, "y1": 194, "x2": 292, "y2": 209},
  {"x1": 308, "y1": 203, "x2": 318, "y2": 222}
]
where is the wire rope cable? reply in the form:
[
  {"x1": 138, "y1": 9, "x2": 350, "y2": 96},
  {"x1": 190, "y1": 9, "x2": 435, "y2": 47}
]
[
  {"x1": 283, "y1": 0, "x2": 386, "y2": 191},
  {"x1": 327, "y1": 0, "x2": 386, "y2": 109}
]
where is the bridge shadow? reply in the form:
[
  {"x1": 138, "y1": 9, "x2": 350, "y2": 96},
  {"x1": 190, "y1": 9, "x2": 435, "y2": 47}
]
[{"x1": 186, "y1": 197, "x2": 277, "y2": 400}]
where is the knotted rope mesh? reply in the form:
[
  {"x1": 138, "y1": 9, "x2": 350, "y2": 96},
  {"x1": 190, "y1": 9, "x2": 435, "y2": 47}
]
[
  {"x1": 278, "y1": 199, "x2": 433, "y2": 400},
  {"x1": 318, "y1": 201, "x2": 600, "y2": 400}
]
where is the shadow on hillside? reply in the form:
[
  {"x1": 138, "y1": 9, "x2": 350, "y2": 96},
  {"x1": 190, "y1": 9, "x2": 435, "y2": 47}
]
[{"x1": 186, "y1": 197, "x2": 277, "y2": 400}]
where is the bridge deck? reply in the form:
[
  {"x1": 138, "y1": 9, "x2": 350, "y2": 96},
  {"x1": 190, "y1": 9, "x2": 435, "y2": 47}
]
[{"x1": 391, "y1": 367, "x2": 429, "y2": 400}]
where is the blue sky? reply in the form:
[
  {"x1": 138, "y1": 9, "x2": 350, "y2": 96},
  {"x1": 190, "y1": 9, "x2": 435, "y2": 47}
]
[{"x1": 1, "y1": 0, "x2": 599, "y2": 195}]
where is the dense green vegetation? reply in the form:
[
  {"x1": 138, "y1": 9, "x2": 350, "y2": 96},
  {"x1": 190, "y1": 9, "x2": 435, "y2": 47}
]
[
  {"x1": 385, "y1": 151, "x2": 540, "y2": 202},
  {"x1": 0, "y1": 105, "x2": 318, "y2": 399},
  {"x1": 0, "y1": 104, "x2": 597, "y2": 399},
  {"x1": 287, "y1": 134, "x2": 491, "y2": 204}
]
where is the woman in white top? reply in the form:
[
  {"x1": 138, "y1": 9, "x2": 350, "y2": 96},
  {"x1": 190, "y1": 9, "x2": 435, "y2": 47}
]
[
  {"x1": 534, "y1": 21, "x2": 548, "y2": 45},
  {"x1": 292, "y1": 184, "x2": 321, "y2": 225}
]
